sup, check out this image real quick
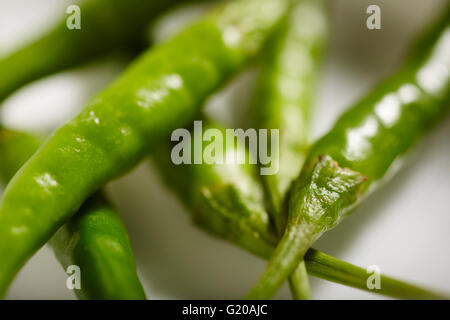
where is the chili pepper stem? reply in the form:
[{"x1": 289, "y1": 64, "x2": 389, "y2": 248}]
[
  {"x1": 305, "y1": 249, "x2": 449, "y2": 300},
  {"x1": 288, "y1": 261, "x2": 311, "y2": 300},
  {"x1": 247, "y1": 155, "x2": 367, "y2": 299},
  {"x1": 246, "y1": 225, "x2": 314, "y2": 299}
]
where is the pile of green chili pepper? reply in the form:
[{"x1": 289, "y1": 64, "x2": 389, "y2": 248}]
[
  {"x1": 247, "y1": 4, "x2": 450, "y2": 299},
  {"x1": 0, "y1": 0, "x2": 449, "y2": 299}
]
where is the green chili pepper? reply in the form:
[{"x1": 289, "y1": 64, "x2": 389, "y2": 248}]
[
  {"x1": 251, "y1": 0, "x2": 328, "y2": 299},
  {"x1": 0, "y1": 0, "x2": 189, "y2": 103},
  {"x1": 247, "y1": 8, "x2": 450, "y2": 299},
  {"x1": 50, "y1": 193, "x2": 146, "y2": 300},
  {"x1": 0, "y1": 130, "x2": 43, "y2": 184},
  {"x1": 0, "y1": 129, "x2": 146, "y2": 300},
  {"x1": 153, "y1": 121, "x2": 279, "y2": 258},
  {"x1": 254, "y1": 0, "x2": 328, "y2": 232},
  {"x1": 0, "y1": 0, "x2": 292, "y2": 297},
  {"x1": 153, "y1": 120, "x2": 445, "y2": 299}
]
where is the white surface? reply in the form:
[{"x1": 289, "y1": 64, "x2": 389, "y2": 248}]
[{"x1": 0, "y1": 0, "x2": 449, "y2": 299}]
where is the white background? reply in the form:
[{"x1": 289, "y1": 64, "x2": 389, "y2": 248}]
[{"x1": 0, "y1": 0, "x2": 449, "y2": 299}]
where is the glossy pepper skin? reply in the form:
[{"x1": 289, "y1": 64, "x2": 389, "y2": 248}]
[
  {"x1": 251, "y1": 0, "x2": 328, "y2": 299},
  {"x1": 0, "y1": 0, "x2": 292, "y2": 297},
  {"x1": 0, "y1": 129, "x2": 146, "y2": 300},
  {"x1": 0, "y1": 0, "x2": 186, "y2": 103},
  {"x1": 153, "y1": 121, "x2": 444, "y2": 299},
  {"x1": 247, "y1": 8, "x2": 450, "y2": 299}
]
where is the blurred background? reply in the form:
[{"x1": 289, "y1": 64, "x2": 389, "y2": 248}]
[{"x1": 0, "y1": 0, "x2": 449, "y2": 299}]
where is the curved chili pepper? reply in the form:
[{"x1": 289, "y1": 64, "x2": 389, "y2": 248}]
[
  {"x1": 153, "y1": 121, "x2": 279, "y2": 258},
  {"x1": 254, "y1": 0, "x2": 328, "y2": 231},
  {"x1": 153, "y1": 120, "x2": 446, "y2": 299},
  {"x1": 0, "y1": 0, "x2": 292, "y2": 297},
  {"x1": 247, "y1": 7, "x2": 450, "y2": 299},
  {"x1": 0, "y1": 129, "x2": 146, "y2": 300},
  {"x1": 251, "y1": 0, "x2": 328, "y2": 299},
  {"x1": 0, "y1": 0, "x2": 187, "y2": 103}
]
